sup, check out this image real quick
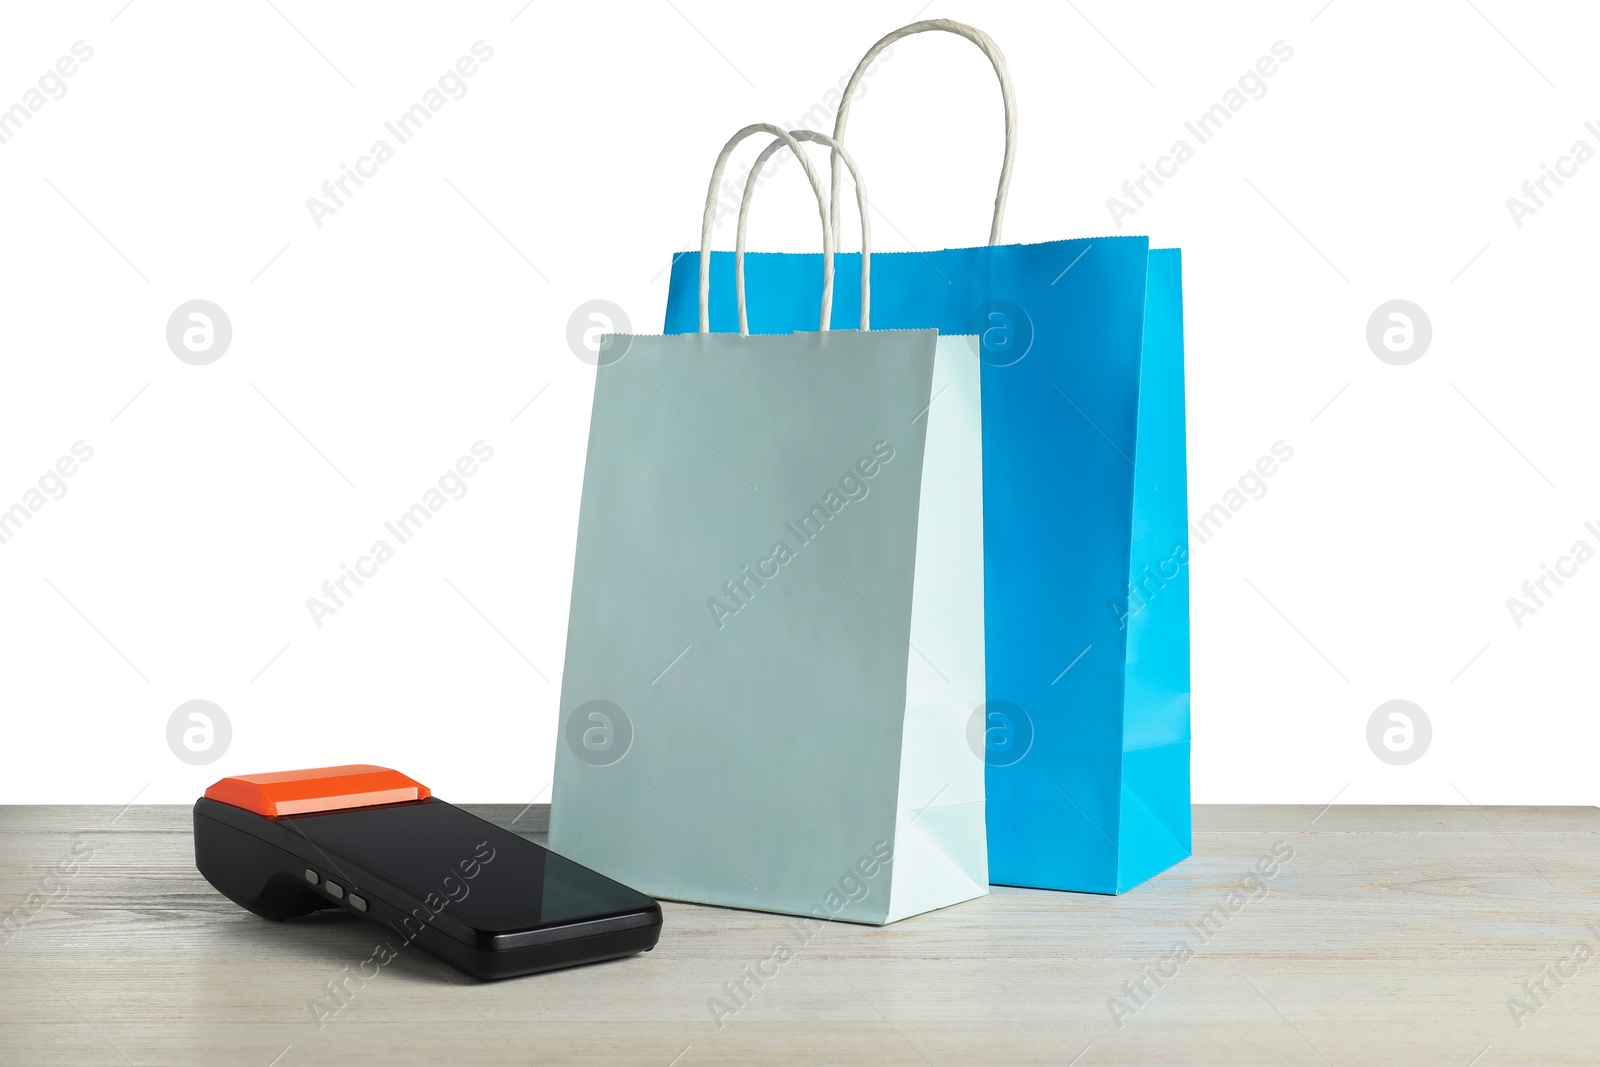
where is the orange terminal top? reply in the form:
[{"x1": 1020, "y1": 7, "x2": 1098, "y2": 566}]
[{"x1": 204, "y1": 764, "x2": 430, "y2": 818}]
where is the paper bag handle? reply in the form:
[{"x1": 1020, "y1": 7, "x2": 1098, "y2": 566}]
[
  {"x1": 700, "y1": 124, "x2": 832, "y2": 334},
  {"x1": 737, "y1": 131, "x2": 870, "y2": 335},
  {"x1": 830, "y1": 19, "x2": 1016, "y2": 246}
]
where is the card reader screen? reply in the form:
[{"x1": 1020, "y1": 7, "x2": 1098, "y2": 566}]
[{"x1": 288, "y1": 800, "x2": 655, "y2": 932}]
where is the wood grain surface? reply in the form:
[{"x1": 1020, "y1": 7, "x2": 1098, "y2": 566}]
[{"x1": 1, "y1": 803, "x2": 1596, "y2": 1066}]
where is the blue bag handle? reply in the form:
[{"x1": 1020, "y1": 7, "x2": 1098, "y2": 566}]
[{"x1": 831, "y1": 20, "x2": 1017, "y2": 246}]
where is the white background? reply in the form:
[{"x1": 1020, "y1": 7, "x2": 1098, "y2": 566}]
[{"x1": 0, "y1": 0, "x2": 1594, "y2": 806}]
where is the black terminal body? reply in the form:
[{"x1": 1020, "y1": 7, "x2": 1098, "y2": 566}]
[{"x1": 194, "y1": 794, "x2": 661, "y2": 979}]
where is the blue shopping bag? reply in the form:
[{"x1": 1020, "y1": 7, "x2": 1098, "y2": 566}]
[{"x1": 662, "y1": 22, "x2": 1190, "y2": 895}]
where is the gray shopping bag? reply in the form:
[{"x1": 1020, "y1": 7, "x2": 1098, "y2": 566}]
[{"x1": 551, "y1": 125, "x2": 986, "y2": 923}]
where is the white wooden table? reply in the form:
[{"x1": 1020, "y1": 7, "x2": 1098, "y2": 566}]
[{"x1": 2, "y1": 804, "x2": 1595, "y2": 1066}]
